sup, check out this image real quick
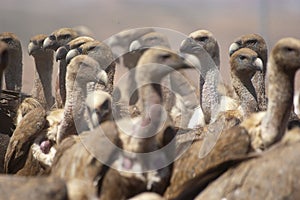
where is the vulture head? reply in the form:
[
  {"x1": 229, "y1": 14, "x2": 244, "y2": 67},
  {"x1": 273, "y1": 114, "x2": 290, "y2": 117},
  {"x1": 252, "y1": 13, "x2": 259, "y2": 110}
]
[
  {"x1": 43, "y1": 28, "x2": 79, "y2": 51},
  {"x1": 28, "y1": 34, "x2": 51, "y2": 56},
  {"x1": 230, "y1": 48, "x2": 263, "y2": 79},
  {"x1": 66, "y1": 54, "x2": 108, "y2": 87},
  {"x1": 188, "y1": 29, "x2": 220, "y2": 66},
  {"x1": 0, "y1": 32, "x2": 22, "y2": 51},
  {"x1": 86, "y1": 90, "x2": 112, "y2": 129},
  {"x1": 136, "y1": 47, "x2": 194, "y2": 84},
  {"x1": 229, "y1": 33, "x2": 267, "y2": 68},
  {"x1": 66, "y1": 40, "x2": 114, "y2": 70},
  {"x1": 0, "y1": 32, "x2": 23, "y2": 91},
  {"x1": 55, "y1": 36, "x2": 94, "y2": 61},
  {"x1": 271, "y1": 37, "x2": 300, "y2": 73}
]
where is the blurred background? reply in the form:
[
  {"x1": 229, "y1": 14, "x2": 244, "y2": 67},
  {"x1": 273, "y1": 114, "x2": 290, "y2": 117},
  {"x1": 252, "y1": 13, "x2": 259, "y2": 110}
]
[{"x1": 1, "y1": 0, "x2": 300, "y2": 93}]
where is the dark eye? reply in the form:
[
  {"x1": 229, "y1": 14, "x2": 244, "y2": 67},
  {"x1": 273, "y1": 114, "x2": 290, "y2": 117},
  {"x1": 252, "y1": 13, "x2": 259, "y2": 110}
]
[
  {"x1": 239, "y1": 55, "x2": 247, "y2": 61},
  {"x1": 161, "y1": 54, "x2": 171, "y2": 60},
  {"x1": 60, "y1": 34, "x2": 71, "y2": 40},
  {"x1": 246, "y1": 39, "x2": 257, "y2": 46},
  {"x1": 196, "y1": 36, "x2": 208, "y2": 42},
  {"x1": 284, "y1": 47, "x2": 294, "y2": 52},
  {"x1": 2, "y1": 38, "x2": 13, "y2": 43}
]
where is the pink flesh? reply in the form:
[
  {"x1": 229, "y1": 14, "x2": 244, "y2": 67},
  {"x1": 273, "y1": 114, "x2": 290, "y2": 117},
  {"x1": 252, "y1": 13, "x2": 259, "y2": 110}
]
[
  {"x1": 122, "y1": 157, "x2": 133, "y2": 170},
  {"x1": 40, "y1": 140, "x2": 51, "y2": 154}
]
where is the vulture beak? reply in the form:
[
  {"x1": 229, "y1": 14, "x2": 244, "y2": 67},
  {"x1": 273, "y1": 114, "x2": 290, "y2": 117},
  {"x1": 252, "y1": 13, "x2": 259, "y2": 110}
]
[
  {"x1": 56, "y1": 46, "x2": 68, "y2": 61},
  {"x1": 96, "y1": 70, "x2": 108, "y2": 86},
  {"x1": 229, "y1": 42, "x2": 240, "y2": 56},
  {"x1": 43, "y1": 36, "x2": 56, "y2": 50},
  {"x1": 66, "y1": 49, "x2": 80, "y2": 64},
  {"x1": 27, "y1": 42, "x2": 36, "y2": 56},
  {"x1": 253, "y1": 57, "x2": 263, "y2": 72},
  {"x1": 180, "y1": 52, "x2": 201, "y2": 70}
]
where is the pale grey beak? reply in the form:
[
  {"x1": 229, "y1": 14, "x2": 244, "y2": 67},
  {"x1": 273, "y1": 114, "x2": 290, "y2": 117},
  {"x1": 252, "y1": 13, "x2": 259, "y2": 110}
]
[
  {"x1": 229, "y1": 42, "x2": 239, "y2": 56},
  {"x1": 66, "y1": 49, "x2": 80, "y2": 64}
]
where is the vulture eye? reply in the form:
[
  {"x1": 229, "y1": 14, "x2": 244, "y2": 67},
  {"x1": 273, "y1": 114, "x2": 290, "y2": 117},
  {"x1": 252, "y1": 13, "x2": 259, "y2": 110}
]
[
  {"x1": 246, "y1": 39, "x2": 257, "y2": 46},
  {"x1": 60, "y1": 34, "x2": 71, "y2": 40},
  {"x1": 196, "y1": 36, "x2": 208, "y2": 42},
  {"x1": 284, "y1": 47, "x2": 294, "y2": 52},
  {"x1": 2, "y1": 38, "x2": 13, "y2": 43},
  {"x1": 239, "y1": 55, "x2": 247, "y2": 61},
  {"x1": 161, "y1": 54, "x2": 171, "y2": 60}
]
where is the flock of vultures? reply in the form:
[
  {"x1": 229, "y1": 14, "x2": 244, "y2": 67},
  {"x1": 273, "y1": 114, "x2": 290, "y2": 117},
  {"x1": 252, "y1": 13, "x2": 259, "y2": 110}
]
[{"x1": 0, "y1": 26, "x2": 300, "y2": 200}]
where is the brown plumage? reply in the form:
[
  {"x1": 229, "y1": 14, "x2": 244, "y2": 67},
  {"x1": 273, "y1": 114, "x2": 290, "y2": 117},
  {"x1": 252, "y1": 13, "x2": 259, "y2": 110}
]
[
  {"x1": 189, "y1": 29, "x2": 220, "y2": 67},
  {"x1": 66, "y1": 40, "x2": 115, "y2": 95},
  {"x1": 165, "y1": 114, "x2": 249, "y2": 199},
  {"x1": 129, "y1": 32, "x2": 198, "y2": 128},
  {"x1": 99, "y1": 47, "x2": 193, "y2": 200},
  {"x1": 28, "y1": 34, "x2": 55, "y2": 110},
  {"x1": 85, "y1": 90, "x2": 113, "y2": 129},
  {"x1": 168, "y1": 46, "x2": 262, "y2": 195},
  {"x1": 241, "y1": 37, "x2": 300, "y2": 150},
  {"x1": 230, "y1": 48, "x2": 263, "y2": 117},
  {"x1": 115, "y1": 32, "x2": 171, "y2": 116},
  {"x1": 180, "y1": 30, "x2": 221, "y2": 124},
  {"x1": 107, "y1": 27, "x2": 155, "y2": 56},
  {"x1": 4, "y1": 106, "x2": 46, "y2": 175},
  {"x1": 0, "y1": 175, "x2": 67, "y2": 199},
  {"x1": 55, "y1": 36, "x2": 94, "y2": 61},
  {"x1": 43, "y1": 27, "x2": 81, "y2": 108},
  {"x1": 229, "y1": 33, "x2": 268, "y2": 111},
  {"x1": 50, "y1": 90, "x2": 119, "y2": 199},
  {"x1": 194, "y1": 128, "x2": 300, "y2": 200},
  {"x1": 168, "y1": 37, "x2": 300, "y2": 199},
  {"x1": 43, "y1": 28, "x2": 80, "y2": 51},
  {"x1": 57, "y1": 55, "x2": 108, "y2": 143},
  {"x1": 0, "y1": 32, "x2": 23, "y2": 92}
]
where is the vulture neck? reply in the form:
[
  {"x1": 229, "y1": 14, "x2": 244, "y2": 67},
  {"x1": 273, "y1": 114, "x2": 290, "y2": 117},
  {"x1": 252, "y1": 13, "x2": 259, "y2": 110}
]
[
  {"x1": 31, "y1": 51, "x2": 54, "y2": 110},
  {"x1": 130, "y1": 66, "x2": 166, "y2": 153},
  {"x1": 201, "y1": 68, "x2": 221, "y2": 123},
  {"x1": 105, "y1": 62, "x2": 115, "y2": 95},
  {"x1": 196, "y1": 48, "x2": 221, "y2": 123},
  {"x1": 231, "y1": 71, "x2": 258, "y2": 117},
  {"x1": 55, "y1": 59, "x2": 67, "y2": 108},
  {"x1": 252, "y1": 69, "x2": 267, "y2": 111},
  {"x1": 5, "y1": 47, "x2": 22, "y2": 92},
  {"x1": 58, "y1": 72, "x2": 87, "y2": 142},
  {"x1": 261, "y1": 57, "x2": 296, "y2": 145}
]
